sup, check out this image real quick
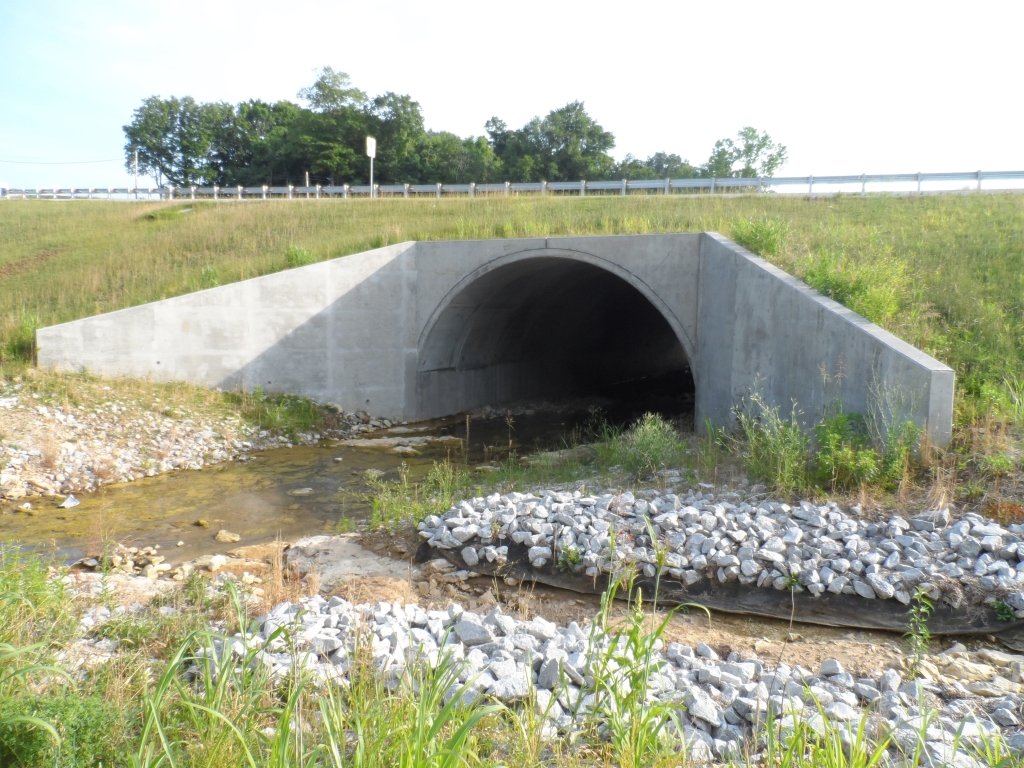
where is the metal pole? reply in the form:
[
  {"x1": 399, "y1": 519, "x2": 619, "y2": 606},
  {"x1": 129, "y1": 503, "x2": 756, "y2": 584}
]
[
  {"x1": 133, "y1": 150, "x2": 139, "y2": 201},
  {"x1": 917, "y1": 171, "x2": 921, "y2": 194},
  {"x1": 809, "y1": 175, "x2": 814, "y2": 195},
  {"x1": 369, "y1": 158, "x2": 374, "y2": 199},
  {"x1": 977, "y1": 170, "x2": 982, "y2": 191},
  {"x1": 861, "y1": 174, "x2": 866, "y2": 195}
]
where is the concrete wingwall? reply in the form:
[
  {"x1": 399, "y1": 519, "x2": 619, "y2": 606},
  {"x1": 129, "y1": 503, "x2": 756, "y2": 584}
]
[{"x1": 36, "y1": 233, "x2": 954, "y2": 445}]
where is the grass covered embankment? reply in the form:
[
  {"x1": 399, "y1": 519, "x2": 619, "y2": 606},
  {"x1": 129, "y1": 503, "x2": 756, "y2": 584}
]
[{"x1": 1, "y1": 193, "x2": 1022, "y2": 421}]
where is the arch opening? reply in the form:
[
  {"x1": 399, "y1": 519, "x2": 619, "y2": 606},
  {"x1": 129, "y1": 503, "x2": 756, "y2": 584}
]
[{"x1": 417, "y1": 257, "x2": 694, "y2": 427}]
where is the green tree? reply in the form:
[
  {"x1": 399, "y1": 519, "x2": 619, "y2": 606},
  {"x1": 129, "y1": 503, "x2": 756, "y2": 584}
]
[
  {"x1": 487, "y1": 102, "x2": 616, "y2": 181},
  {"x1": 616, "y1": 152, "x2": 698, "y2": 180},
  {"x1": 701, "y1": 127, "x2": 787, "y2": 178},
  {"x1": 417, "y1": 132, "x2": 502, "y2": 183},
  {"x1": 297, "y1": 66, "x2": 367, "y2": 112},
  {"x1": 123, "y1": 96, "x2": 228, "y2": 186},
  {"x1": 366, "y1": 92, "x2": 427, "y2": 182}
]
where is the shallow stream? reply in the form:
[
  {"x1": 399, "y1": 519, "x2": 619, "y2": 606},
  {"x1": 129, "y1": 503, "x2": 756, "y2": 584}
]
[{"x1": 1, "y1": 398, "x2": 688, "y2": 563}]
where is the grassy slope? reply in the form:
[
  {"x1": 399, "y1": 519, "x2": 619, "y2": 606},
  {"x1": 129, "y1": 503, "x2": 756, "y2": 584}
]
[{"x1": 1, "y1": 194, "x2": 1022, "y2": 419}]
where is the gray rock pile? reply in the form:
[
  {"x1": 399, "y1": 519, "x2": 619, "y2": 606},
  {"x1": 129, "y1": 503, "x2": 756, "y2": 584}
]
[
  {"x1": 210, "y1": 594, "x2": 1024, "y2": 763},
  {"x1": 417, "y1": 486, "x2": 1024, "y2": 615}
]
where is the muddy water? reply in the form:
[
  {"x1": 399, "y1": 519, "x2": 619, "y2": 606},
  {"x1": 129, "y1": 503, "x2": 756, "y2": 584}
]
[{"x1": 1, "y1": 398, "x2": 692, "y2": 564}]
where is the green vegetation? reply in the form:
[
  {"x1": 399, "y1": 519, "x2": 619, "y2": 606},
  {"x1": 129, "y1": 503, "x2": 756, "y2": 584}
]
[
  {"x1": 3, "y1": 545, "x2": 1024, "y2": 767},
  {"x1": 735, "y1": 390, "x2": 934, "y2": 496},
  {"x1": 813, "y1": 413, "x2": 879, "y2": 491},
  {"x1": 594, "y1": 413, "x2": 688, "y2": 479},
  {"x1": 123, "y1": 66, "x2": 783, "y2": 187},
  {"x1": 365, "y1": 460, "x2": 474, "y2": 532},
  {"x1": 3, "y1": 193, "x2": 1021, "y2": 432},
  {"x1": 904, "y1": 588, "x2": 934, "y2": 678},
  {"x1": 228, "y1": 385, "x2": 331, "y2": 440},
  {"x1": 736, "y1": 393, "x2": 811, "y2": 496},
  {"x1": 993, "y1": 600, "x2": 1017, "y2": 623}
]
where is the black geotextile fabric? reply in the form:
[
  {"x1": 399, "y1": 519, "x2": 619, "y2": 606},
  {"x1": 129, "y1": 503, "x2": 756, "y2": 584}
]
[{"x1": 417, "y1": 541, "x2": 1024, "y2": 642}]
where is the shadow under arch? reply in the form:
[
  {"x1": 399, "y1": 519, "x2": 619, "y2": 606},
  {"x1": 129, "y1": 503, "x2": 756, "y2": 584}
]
[{"x1": 416, "y1": 248, "x2": 696, "y2": 421}]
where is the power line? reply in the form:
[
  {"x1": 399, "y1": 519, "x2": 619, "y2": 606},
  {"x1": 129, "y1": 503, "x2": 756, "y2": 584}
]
[{"x1": 0, "y1": 157, "x2": 123, "y2": 165}]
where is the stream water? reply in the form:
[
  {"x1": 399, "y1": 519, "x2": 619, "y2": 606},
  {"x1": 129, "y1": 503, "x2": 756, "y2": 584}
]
[{"x1": 1, "y1": 385, "x2": 694, "y2": 564}]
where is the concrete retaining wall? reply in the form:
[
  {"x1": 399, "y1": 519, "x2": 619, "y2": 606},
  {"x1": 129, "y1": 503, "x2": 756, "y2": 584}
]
[{"x1": 37, "y1": 233, "x2": 954, "y2": 445}]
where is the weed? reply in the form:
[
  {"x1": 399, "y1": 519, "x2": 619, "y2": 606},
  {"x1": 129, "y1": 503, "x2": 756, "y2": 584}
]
[
  {"x1": 695, "y1": 417, "x2": 726, "y2": 481},
  {"x1": 813, "y1": 412, "x2": 879, "y2": 491},
  {"x1": 366, "y1": 459, "x2": 473, "y2": 532},
  {"x1": 0, "y1": 547, "x2": 77, "y2": 648},
  {"x1": 981, "y1": 453, "x2": 1015, "y2": 477},
  {"x1": 595, "y1": 412, "x2": 686, "y2": 479},
  {"x1": 228, "y1": 385, "x2": 325, "y2": 439},
  {"x1": 730, "y1": 215, "x2": 788, "y2": 257},
  {"x1": 1006, "y1": 373, "x2": 1024, "y2": 424},
  {"x1": 0, "y1": 693, "x2": 128, "y2": 768},
  {"x1": 736, "y1": 391, "x2": 809, "y2": 495},
  {"x1": 802, "y1": 246, "x2": 910, "y2": 327},
  {"x1": 317, "y1": 643, "x2": 500, "y2": 768},
  {"x1": 878, "y1": 421, "x2": 921, "y2": 492},
  {"x1": 585, "y1": 574, "x2": 688, "y2": 768},
  {"x1": 557, "y1": 544, "x2": 582, "y2": 573},
  {"x1": 285, "y1": 245, "x2": 316, "y2": 268},
  {"x1": 993, "y1": 600, "x2": 1017, "y2": 622},
  {"x1": 904, "y1": 587, "x2": 934, "y2": 676}
]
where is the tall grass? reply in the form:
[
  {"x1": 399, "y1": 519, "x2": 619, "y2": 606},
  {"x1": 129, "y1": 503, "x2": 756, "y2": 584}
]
[
  {"x1": 735, "y1": 393, "x2": 810, "y2": 495},
  {"x1": 366, "y1": 459, "x2": 474, "y2": 532},
  {"x1": 594, "y1": 412, "x2": 688, "y2": 479}
]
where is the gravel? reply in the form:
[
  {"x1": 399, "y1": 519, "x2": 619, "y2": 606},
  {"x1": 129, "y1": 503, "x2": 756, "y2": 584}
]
[
  {"x1": 417, "y1": 485, "x2": 1024, "y2": 614},
  {"x1": 191, "y1": 592, "x2": 1024, "y2": 762},
  {"x1": 0, "y1": 380, "x2": 388, "y2": 501}
]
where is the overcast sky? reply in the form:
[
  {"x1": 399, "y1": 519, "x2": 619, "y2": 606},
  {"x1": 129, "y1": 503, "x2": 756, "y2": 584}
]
[{"x1": 1, "y1": 0, "x2": 1021, "y2": 187}]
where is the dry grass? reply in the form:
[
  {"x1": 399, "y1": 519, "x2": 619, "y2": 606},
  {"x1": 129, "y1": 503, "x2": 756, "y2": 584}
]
[{"x1": 984, "y1": 500, "x2": 1024, "y2": 526}]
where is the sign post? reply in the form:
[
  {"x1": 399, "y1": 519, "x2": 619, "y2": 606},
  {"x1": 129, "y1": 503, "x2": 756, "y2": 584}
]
[{"x1": 366, "y1": 136, "x2": 376, "y2": 198}]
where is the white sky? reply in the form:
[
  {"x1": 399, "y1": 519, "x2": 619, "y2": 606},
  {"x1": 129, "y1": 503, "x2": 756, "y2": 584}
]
[{"x1": 1, "y1": 0, "x2": 1022, "y2": 188}]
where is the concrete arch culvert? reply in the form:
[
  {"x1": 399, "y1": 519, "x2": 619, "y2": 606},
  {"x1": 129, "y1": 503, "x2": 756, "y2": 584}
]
[
  {"x1": 415, "y1": 254, "x2": 695, "y2": 421},
  {"x1": 35, "y1": 233, "x2": 954, "y2": 445}
]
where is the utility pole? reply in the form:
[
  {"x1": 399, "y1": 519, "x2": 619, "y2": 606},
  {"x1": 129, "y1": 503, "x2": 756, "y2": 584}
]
[
  {"x1": 366, "y1": 136, "x2": 376, "y2": 199},
  {"x1": 133, "y1": 149, "x2": 139, "y2": 201}
]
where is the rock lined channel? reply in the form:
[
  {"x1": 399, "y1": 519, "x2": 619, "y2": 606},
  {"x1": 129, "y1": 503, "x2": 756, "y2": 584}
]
[{"x1": 417, "y1": 487, "x2": 1024, "y2": 623}]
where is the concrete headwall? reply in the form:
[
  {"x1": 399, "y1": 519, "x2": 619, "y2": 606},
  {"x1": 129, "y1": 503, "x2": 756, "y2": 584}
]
[
  {"x1": 696, "y1": 234, "x2": 954, "y2": 446},
  {"x1": 36, "y1": 233, "x2": 954, "y2": 445}
]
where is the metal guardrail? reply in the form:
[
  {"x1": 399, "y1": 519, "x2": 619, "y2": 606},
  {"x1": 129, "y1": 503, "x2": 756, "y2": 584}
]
[{"x1": 4, "y1": 170, "x2": 1024, "y2": 200}]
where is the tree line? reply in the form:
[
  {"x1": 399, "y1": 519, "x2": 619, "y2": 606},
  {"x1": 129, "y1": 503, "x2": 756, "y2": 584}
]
[{"x1": 123, "y1": 67, "x2": 787, "y2": 188}]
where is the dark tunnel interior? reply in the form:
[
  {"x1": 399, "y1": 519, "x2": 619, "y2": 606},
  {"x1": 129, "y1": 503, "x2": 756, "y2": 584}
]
[{"x1": 417, "y1": 258, "x2": 695, "y2": 427}]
